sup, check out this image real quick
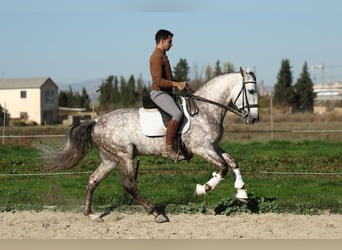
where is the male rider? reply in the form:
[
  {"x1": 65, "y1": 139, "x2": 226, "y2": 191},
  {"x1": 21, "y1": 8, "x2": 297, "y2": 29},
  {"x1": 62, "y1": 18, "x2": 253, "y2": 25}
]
[{"x1": 149, "y1": 29, "x2": 187, "y2": 161}]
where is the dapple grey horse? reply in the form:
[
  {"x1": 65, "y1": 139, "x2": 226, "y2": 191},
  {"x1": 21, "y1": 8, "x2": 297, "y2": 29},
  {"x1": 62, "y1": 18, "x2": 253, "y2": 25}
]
[{"x1": 41, "y1": 67, "x2": 259, "y2": 223}]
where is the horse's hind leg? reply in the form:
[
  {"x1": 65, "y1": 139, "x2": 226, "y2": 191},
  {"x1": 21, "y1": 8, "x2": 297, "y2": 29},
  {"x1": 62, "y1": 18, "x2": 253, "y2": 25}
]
[
  {"x1": 84, "y1": 155, "x2": 117, "y2": 221},
  {"x1": 119, "y1": 157, "x2": 169, "y2": 223}
]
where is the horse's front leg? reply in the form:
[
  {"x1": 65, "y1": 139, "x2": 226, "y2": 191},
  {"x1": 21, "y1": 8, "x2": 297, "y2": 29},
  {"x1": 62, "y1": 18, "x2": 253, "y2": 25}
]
[
  {"x1": 194, "y1": 146, "x2": 228, "y2": 195},
  {"x1": 194, "y1": 146, "x2": 248, "y2": 201},
  {"x1": 221, "y1": 152, "x2": 248, "y2": 201}
]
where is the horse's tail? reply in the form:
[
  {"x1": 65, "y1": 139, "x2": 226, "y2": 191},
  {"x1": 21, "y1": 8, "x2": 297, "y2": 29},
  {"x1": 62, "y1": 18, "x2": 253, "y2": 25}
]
[{"x1": 39, "y1": 119, "x2": 96, "y2": 171}]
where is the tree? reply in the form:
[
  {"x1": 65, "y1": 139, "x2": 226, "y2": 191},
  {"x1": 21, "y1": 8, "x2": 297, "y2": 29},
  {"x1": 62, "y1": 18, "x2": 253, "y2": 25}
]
[
  {"x1": 173, "y1": 58, "x2": 190, "y2": 82},
  {"x1": 190, "y1": 63, "x2": 204, "y2": 90},
  {"x1": 58, "y1": 86, "x2": 75, "y2": 107},
  {"x1": 120, "y1": 76, "x2": 129, "y2": 107},
  {"x1": 98, "y1": 76, "x2": 114, "y2": 111},
  {"x1": 127, "y1": 75, "x2": 136, "y2": 106},
  {"x1": 80, "y1": 87, "x2": 91, "y2": 110},
  {"x1": 111, "y1": 76, "x2": 120, "y2": 106},
  {"x1": 58, "y1": 90, "x2": 68, "y2": 107},
  {"x1": 214, "y1": 60, "x2": 222, "y2": 76},
  {"x1": 293, "y1": 62, "x2": 315, "y2": 112},
  {"x1": 223, "y1": 62, "x2": 235, "y2": 73},
  {"x1": 205, "y1": 65, "x2": 213, "y2": 81},
  {"x1": 273, "y1": 59, "x2": 295, "y2": 111},
  {"x1": 58, "y1": 86, "x2": 91, "y2": 110},
  {"x1": 136, "y1": 74, "x2": 145, "y2": 106},
  {"x1": 0, "y1": 104, "x2": 9, "y2": 126}
]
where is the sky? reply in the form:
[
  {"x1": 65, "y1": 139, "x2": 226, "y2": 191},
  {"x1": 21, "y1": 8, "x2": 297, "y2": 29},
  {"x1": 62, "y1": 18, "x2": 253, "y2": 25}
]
[{"x1": 1, "y1": 0, "x2": 342, "y2": 91}]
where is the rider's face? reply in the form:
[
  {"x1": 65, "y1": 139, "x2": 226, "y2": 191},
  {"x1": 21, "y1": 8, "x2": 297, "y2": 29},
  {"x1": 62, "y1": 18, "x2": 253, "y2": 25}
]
[{"x1": 162, "y1": 36, "x2": 173, "y2": 51}]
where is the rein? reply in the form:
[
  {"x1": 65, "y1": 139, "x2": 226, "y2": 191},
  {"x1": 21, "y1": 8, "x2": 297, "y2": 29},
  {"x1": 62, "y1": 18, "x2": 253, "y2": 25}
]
[
  {"x1": 182, "y1": 75, "x2": 258, "y2": 118},
  {"x1": 183, "y1": 91, "x2": 247, "y2": 118}
]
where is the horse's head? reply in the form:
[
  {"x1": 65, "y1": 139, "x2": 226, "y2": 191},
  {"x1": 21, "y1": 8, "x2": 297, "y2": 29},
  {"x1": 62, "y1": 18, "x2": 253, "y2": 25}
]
[{"x1": 230, "y1": 67, "x2": 259, "y2": 124}]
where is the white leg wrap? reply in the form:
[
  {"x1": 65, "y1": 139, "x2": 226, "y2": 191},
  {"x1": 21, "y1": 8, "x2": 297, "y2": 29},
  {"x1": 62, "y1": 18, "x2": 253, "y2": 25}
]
[
  {"x1": 195, "y1": 172, "x2": 223, "y2": 196},
  {"x1": 206, "y1": 172, "x2": 223, "y2": 189},
  {"x1": 195, "y1": 184, "x2": 207, "y2": 196},
  {"x1": 233, "y1": 169, "x2": 245, "y2": 189}
]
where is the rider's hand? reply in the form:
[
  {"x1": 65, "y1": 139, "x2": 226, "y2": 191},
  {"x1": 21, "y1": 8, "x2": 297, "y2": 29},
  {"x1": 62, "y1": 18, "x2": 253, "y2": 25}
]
[{"x1": 176, "y1": 81, "x2": 188, "y2": 91}]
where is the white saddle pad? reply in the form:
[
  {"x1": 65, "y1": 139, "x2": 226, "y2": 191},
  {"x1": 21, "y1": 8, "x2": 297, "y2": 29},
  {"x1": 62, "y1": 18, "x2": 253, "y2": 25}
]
[{"x1": 139, "y1": 97, "x2": 190, "y2": 137}]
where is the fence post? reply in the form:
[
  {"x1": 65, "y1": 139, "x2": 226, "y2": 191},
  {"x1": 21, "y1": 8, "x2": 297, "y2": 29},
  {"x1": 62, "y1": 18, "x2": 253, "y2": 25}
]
[
  {"x1": 2, "y1": 102, "x2": 6, "y2": 145},
  {"x1": 270, "y1": 95, "x2": 274, "y2": 140}
]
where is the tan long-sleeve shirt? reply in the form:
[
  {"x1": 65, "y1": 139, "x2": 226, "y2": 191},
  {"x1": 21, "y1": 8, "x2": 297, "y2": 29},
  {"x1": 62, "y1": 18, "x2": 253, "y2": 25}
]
[{"x1": 149, "y1": 48, "x2": 173, "y2": 93}]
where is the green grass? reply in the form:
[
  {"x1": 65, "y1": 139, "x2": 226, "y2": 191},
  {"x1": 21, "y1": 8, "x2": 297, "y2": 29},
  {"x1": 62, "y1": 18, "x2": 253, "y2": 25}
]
[{"x1": 0, "y1": 140, "x2": 341, "y2": 215}]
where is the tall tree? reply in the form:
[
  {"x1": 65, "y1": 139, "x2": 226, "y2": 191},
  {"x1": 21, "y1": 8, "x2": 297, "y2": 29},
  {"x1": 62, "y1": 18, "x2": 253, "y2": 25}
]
[
  {"x1": 214, "y1": 60, "x2": 222, "y2": 76},
  {"x1": 136, "y1": 74, "x2": 145, "y2": 106},
  {"x1": 173, "y1": 58, "x2": 190, "y2": 82},
  {"x1": 58, "y1": 90, "x2": 68, "y2": 107},
  {"x1": 58, "y1": 86, "x2": 75, "y2": 107},
  {"x1": 112, "y1": 76, "x2": 120, "y2": 106},
  {"x1": 205, "y1": 65, "x2": 213, "y2": 81},
  {"x1": 273, "y1": 59, "x2": 295, "y2": 111},
  {"x1": 223, "y1": 62, "x2": 235, "y2": 73},
  {"x1": 127, "y1": 75, "x2": 136, "y2": 106},
  {"x1": 98, "y1": 75, "x2": 114, "y2": 111},
  {"x1": 80, "y1": 87, "x2": 91, "y2": 110},
  {"x1": 58, "y1": 86, "x2": 90, "y2": 109},
  {"x1": 120, "y1": 76, "x2": 128, "y2": 107},
  {"x1": 190, "y1": 63, "x2": 204, "y2": 90},
  {"x1": 293, "y1": 62, "x2": 315, "y2": 112}
]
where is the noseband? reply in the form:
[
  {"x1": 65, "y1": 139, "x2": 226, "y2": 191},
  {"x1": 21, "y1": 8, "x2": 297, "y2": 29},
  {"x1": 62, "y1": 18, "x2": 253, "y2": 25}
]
[{"x1": 184, "y1": 72, "x2": 258, "y2": 118}]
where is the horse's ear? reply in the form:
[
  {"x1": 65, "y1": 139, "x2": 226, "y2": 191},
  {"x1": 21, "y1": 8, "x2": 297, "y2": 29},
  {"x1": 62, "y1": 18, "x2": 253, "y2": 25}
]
[{"x1": 240, "y1": 67, "x2": 244, "y2": 76}]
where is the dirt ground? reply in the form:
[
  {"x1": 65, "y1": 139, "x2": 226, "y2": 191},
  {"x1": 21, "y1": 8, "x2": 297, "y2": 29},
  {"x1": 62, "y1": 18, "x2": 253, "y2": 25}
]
[{"x1": 1, "y1": 210, "x2": 341, "y2": 239}]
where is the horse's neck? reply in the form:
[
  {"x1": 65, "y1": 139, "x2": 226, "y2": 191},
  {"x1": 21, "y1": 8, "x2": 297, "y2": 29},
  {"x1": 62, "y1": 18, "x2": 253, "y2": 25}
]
[
  {"x1": 195, "y1": 73, "x2": 238, "y2": 102},
  {"x1": 193, "y1": 73, "x2": 240, "y2": 123}
]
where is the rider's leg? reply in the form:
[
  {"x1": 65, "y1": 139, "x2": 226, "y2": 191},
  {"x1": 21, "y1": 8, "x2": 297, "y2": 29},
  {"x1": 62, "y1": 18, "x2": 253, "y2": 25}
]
[
  {"x1": 162, "y1": 118, "x2": 185, "y2": 161},
  {"x1": 150, "y1": 90, "x2": 185, "y2": 161}
]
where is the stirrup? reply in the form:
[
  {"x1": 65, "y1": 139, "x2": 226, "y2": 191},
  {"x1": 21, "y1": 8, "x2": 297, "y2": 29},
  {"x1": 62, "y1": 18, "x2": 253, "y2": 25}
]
[{"x1": 162, "y1": 149, "x2": 186, "y2": 162}]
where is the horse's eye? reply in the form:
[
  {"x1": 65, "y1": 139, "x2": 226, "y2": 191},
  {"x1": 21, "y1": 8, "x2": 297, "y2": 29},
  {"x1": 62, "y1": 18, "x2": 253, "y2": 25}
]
[{"x1": 248, "y1": 89, "x2": 256, "y2": 94}]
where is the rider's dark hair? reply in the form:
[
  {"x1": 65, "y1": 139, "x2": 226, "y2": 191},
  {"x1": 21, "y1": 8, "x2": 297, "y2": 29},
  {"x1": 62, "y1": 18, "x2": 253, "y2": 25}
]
[{"x1": 155, "y1": 29, "x2": 173, "y2": 44}]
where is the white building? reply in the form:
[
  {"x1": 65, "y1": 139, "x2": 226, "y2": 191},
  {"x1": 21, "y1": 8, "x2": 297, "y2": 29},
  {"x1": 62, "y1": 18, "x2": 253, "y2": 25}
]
[
  {"x1": 314, "y1": 81, "x2": 342, "y2": 102},
  {"x1": 0, "y1": 77, "x2": 58, "y2": 125}
]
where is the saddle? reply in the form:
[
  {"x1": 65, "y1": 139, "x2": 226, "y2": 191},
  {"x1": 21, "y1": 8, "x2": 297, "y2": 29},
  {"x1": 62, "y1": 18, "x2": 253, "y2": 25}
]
[{"x1": 139, "y1": 95, "x2": 191, "y2": 137}]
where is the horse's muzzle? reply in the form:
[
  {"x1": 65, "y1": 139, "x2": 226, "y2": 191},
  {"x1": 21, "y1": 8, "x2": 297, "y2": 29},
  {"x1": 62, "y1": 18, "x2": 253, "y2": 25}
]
[
  {"x1": 245, "y1": 113, "x2": 259, "y2": 124},
  {"x1": 250, "y1": 117, "x2": 259, "y2": 124}
]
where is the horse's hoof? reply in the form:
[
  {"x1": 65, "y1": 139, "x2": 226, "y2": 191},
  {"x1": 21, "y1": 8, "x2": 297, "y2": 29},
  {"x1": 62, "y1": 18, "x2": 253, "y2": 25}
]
[
  {"x1": 89, "y1": 214, "x2": 104, "y2": 222},
  {"x1": 154, "y1": 214, "x2": 169, "y2": 223},
  {"x1": 236, "y1": 189, "x2": 248, "y2": 200},
  {"x1": 238, "y1": 198, "x2": 248, "y2": 204}
]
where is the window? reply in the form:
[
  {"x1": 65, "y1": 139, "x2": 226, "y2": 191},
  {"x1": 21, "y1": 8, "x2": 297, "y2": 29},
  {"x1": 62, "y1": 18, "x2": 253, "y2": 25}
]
[
  {"x1": 44, "y1": 90, "x2": 55, "y2": 103},
  {"x1": 20, "y1": 90, "x2": 27, "y2": 98}
]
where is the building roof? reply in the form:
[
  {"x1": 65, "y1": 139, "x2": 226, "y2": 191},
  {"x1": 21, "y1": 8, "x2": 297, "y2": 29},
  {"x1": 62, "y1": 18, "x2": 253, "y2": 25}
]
[{"x1": 0, "y1": 77, "x2": 55, "y2": 89}]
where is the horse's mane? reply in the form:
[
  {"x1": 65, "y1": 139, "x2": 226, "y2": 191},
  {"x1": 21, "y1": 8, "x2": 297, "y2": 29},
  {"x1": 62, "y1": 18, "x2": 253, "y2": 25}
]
[{"x1": 194, "y1": 71, "x2": 239, "y2": 95}]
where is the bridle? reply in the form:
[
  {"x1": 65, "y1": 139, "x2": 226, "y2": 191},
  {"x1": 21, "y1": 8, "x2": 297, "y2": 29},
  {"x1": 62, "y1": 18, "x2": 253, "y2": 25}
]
[
  {"x1": 231, "y1": 73, "x2": 259, "y2": 117},
  {"x1": 182, "y1": 72, "x2": 258, "y2": 119}
]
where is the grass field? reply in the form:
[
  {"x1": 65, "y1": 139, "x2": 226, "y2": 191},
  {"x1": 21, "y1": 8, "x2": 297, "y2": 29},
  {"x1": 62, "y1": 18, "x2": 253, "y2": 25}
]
[
  {"x1": 0, "y1": 138, "x2": 341, "y2": 215},
  {"x1": 1, "y1": 111, "x2": 341, "y2": 215}
]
